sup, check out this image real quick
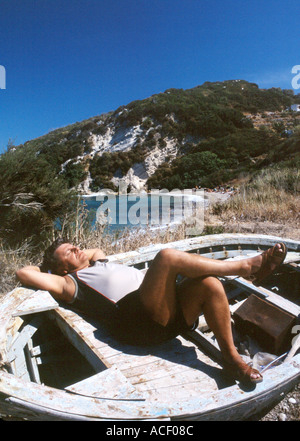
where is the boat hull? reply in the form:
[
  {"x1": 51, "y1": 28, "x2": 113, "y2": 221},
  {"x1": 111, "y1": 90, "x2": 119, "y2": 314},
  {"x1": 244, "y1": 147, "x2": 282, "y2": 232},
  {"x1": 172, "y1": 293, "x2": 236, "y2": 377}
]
[{"x1": 0, "y1": 234, "x2": 299, "y2": 421}]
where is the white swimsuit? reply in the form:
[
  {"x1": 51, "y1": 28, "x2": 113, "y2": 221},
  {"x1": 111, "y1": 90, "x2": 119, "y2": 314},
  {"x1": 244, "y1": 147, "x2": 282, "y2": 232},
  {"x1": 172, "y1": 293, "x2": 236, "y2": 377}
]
[{"x1": 66, "y1": 260, "x2": 145, "y2": 317}]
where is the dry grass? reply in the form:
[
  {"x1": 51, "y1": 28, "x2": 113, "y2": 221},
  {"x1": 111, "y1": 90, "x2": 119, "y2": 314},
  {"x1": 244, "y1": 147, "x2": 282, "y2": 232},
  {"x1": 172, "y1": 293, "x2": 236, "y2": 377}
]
[
  {"x1": 211, "y1": 167, "x2": 300, "y2": 224},
  {"x1": 0, "y1": 241, "x2": 44, "y2": 296},
  {"x1": 74, "y1": 223, "x2": 188, "y2": 256},
  {"x1": 213, "y1": 187, "x2": 299, "y2": 223},
  {"x1": 206, "y1": 167, "x2": 300, "y2": 240}
]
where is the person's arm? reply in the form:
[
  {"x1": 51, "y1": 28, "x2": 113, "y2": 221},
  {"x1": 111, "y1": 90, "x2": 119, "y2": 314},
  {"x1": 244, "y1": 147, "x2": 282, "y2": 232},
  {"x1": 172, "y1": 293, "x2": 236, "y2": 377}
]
[
  {"x1": 83, "y1": 248, "x2": 107, "y2": 263},
  {"x1": 16, "y1": 266, "x2": 75, "y2": 302}
]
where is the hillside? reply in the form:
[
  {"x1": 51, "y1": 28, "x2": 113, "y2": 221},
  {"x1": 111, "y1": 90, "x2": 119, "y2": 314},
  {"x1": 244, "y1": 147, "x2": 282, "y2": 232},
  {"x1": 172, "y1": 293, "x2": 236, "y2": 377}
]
[
  {"x1": 11, "y1": 80, "x2": 300, "y2": 192},
  {"x1": 0, "y1": 79, "x2": 299, "y2": 243}
]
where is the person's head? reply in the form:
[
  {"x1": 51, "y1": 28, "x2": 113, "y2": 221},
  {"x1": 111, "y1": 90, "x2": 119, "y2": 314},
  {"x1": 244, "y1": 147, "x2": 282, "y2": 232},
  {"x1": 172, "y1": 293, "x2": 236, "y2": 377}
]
[{"x1": 41, "y1": 238, "x2": 89, "y2": 275}]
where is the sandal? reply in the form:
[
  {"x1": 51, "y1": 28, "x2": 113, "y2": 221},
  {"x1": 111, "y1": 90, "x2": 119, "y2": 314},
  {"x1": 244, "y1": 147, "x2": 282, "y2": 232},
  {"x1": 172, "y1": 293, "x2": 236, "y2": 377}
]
[
  {"x1": 251, "y1": 242, "x2": 287, "y2": 286},
  {"x1": 223, "y1": 360, "x2": 263, "y2": 385}
]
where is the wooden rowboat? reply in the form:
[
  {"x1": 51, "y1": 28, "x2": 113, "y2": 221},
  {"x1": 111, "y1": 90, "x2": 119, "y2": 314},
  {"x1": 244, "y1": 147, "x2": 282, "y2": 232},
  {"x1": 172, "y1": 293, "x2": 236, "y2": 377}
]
[{"x1": 0, "y1": 233, "x2": 299, "y2": 421}]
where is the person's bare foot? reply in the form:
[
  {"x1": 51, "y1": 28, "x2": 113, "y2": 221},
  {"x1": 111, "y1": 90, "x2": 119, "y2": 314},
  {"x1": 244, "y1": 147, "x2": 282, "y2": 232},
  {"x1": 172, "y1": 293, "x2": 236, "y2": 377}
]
[
  {"x1": 243, "y1": 243, "x2": 287, "y2": 285},
  {"x1": 223, "y1": 357, "x2": 263, "y2": 384}
]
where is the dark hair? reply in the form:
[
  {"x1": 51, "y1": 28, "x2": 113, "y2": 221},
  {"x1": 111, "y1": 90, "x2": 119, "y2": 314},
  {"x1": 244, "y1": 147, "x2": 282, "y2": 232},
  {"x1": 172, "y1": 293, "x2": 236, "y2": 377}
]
[{"x1": 40, "y1": 237, "x2": 69, "y2": 274}]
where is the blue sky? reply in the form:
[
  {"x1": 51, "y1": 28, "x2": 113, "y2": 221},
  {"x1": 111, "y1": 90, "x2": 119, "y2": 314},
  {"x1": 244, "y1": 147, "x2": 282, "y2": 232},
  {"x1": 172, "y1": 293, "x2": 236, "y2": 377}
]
[{"x1": 0, "y1": 0, "x2": 299, "y2": 152}]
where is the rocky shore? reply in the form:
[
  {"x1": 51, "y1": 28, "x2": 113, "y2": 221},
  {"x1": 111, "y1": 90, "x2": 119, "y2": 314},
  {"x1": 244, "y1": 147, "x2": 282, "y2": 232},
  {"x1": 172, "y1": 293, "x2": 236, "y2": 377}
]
[{"x1": 261, "y1": 384, "x2": 300, "y2": 421}]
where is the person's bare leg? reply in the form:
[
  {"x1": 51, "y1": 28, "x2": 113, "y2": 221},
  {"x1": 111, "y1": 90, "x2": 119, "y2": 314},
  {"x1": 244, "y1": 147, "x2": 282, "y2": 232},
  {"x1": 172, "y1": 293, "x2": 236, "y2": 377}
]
[
  {"x1": 139, "y1": 244, "x2": 285, "y2": 326},
  {"x1": 138, "y1": 244, "x2": 284, "y2": 382},
  {"x1": 139, "y1": 247, "x2": 249, "y2": 326},
  {"x1": 177, "y1": 276, "x2": 262, "y2": 381},
  {"x1": 177, "y1": 276, "x2": 238, "y2": 359}
]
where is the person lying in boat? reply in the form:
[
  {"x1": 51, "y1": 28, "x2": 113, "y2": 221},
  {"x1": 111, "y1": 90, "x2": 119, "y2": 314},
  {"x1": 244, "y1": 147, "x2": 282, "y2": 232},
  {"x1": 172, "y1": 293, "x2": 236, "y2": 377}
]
[{"x1": 16, "y1": 238, "x2": 287, "y2": 385}]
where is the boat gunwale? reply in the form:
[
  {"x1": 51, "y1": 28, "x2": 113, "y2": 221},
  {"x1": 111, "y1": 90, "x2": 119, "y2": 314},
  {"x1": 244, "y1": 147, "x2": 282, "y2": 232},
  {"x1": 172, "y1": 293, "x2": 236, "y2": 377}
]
[{"x1": 0, "y1": 354, "x2": 299, "y2": 421}]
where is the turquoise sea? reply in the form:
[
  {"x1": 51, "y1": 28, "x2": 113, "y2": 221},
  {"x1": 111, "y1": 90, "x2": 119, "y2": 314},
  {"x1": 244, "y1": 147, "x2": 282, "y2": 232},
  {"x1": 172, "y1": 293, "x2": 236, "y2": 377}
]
[{"x1": 82, "y1": 191, "x2": 206, "y2": 233}]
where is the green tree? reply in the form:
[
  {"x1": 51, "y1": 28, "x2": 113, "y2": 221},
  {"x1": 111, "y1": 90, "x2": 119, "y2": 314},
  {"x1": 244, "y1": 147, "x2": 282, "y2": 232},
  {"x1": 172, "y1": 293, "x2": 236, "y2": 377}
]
[{"x1": 0, "y1": 143, "x2": 76, "y2": 245}]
